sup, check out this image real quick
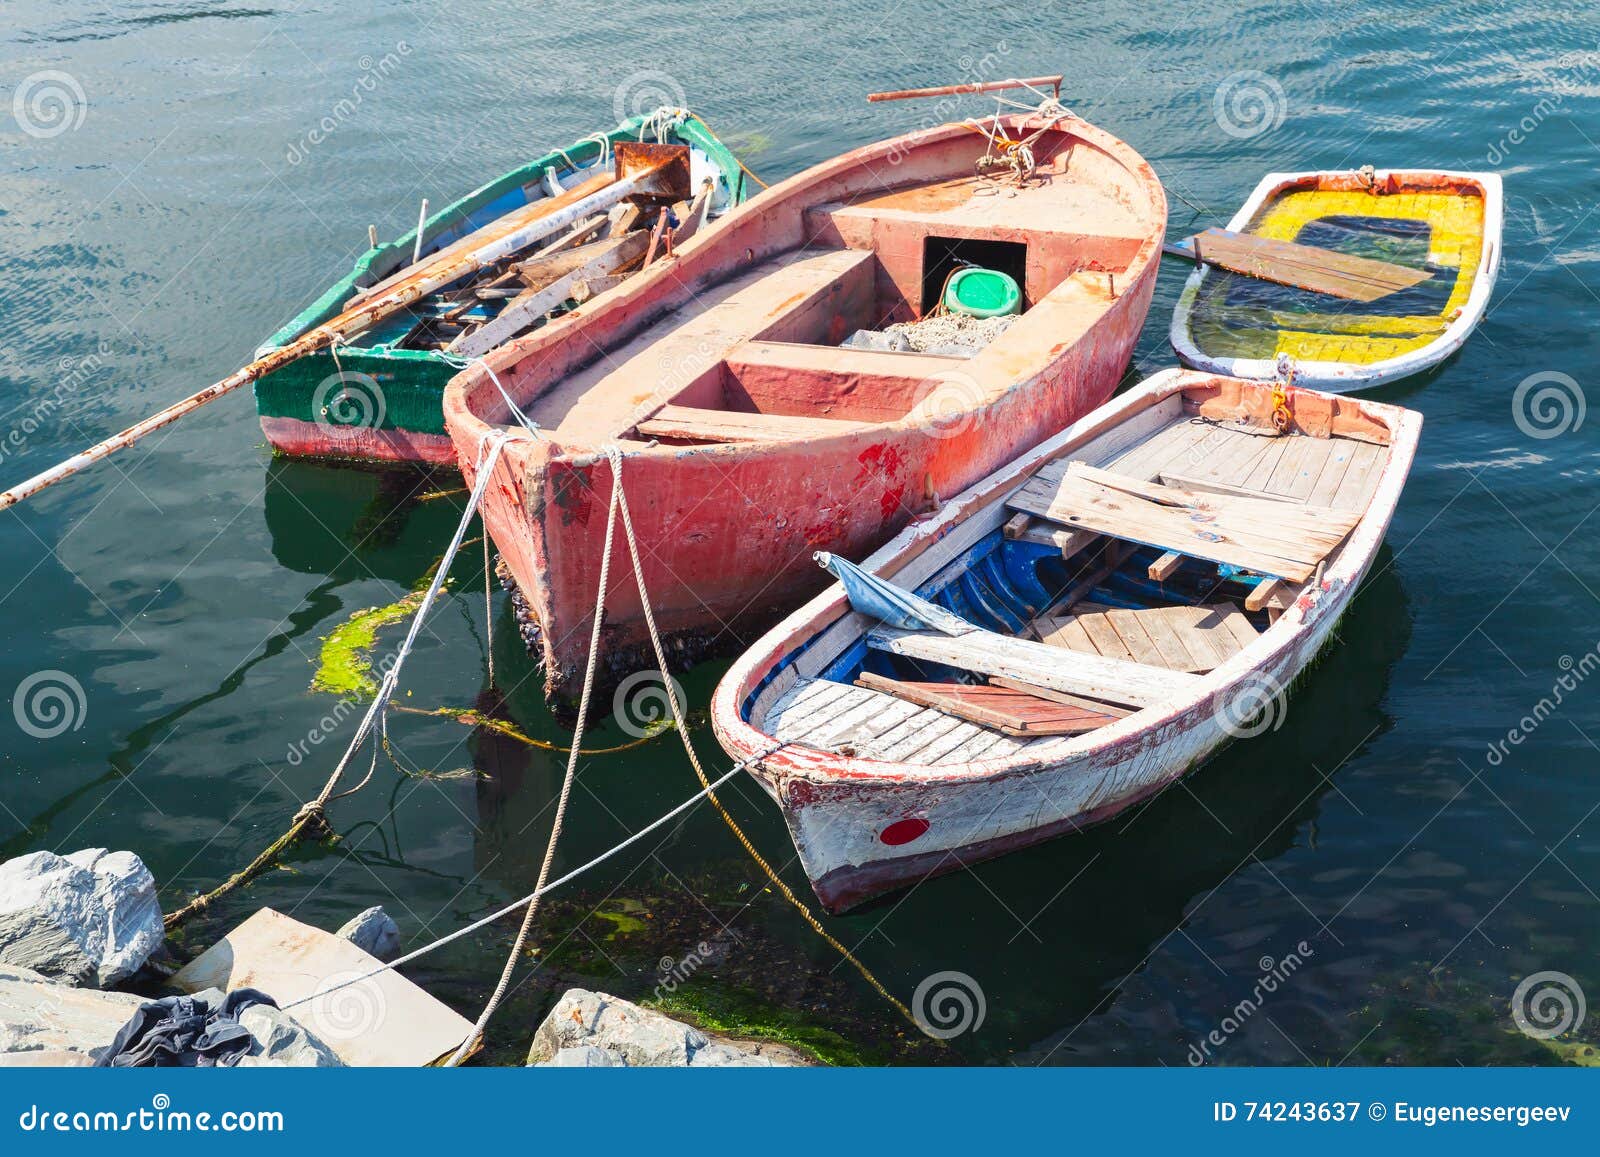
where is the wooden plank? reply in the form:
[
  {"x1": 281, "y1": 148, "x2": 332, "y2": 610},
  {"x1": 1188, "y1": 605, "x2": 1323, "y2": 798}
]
[
  {"x1": 1003, "y1": 513, "x2": 1099, "y2": 558},
  {"x1": 637, "y1": 405, "x2": 869, "y2": 444},
  {"x1": 915, "y1": 719, "x2": 997, "y2": 764},
  {"x1": 1101, "y1": 609, "x2": 1171, "y2": 669},
  {"x1": 934, "y1": 728, "x2": 1022, "y2": 765},
  {"x1": 1172, "y1": 228, "x2": 1433, "y2": 302},
  {"x1": 1133, "y1": 606, "x2": 1207, "y2": 672},
  {"x1": 1007, "y1": 471, "x2": 1345, "y2": 583},
  {"x1": 1147, "y1": 550, "x2": 1183, "y2": 580},
  {"x1": 1169, "y1": 605, "x2": 1249, "y2": 670},
  {"x1": 874, "y1": 709, "x2": 967, "y2": 762},
  {"x1": 856, "y1": 672, "x2": 1116, "y2": 736},
  {"x1": 1159, "y1": 471, "x2": 1296, "y2": 503},
  {"x1": 867, "y1": 626, "x2": 1200, "y2": 709},
  {"x1": 448, "y1": 231, "x2": 649, "y2": 357},
  {"x1": 1219, "y1": 607, "x2": 1262, "y2": 649},
  {"x1": 1034, "y1": 613, "x2": 1096, "y2": 652},
  {"x1": 1075, "y1": 610, "x2": 1139, "y2": 663},
  {"x1": 770, "y1": 680, "x2": 859, "y2": 742},
  {"x1": 1065, "y1": 463, "x2": 1358, "y2": 542},
  {"x1": 1305, "y1": 440, "x2": 1357, "y2": 507},
  {"x1": 171, "y1": 908, "x2": 475, "y2": 1067},
  {"x1": 1245, "y1": 578, "x2": 1290, "y2": 613},
  {"x1": 989, "y1": 676, "x2": 1134, "y2": 718},
  {"x1": 1334, "y1": 441, "x2": 1387, "y2": 512}
]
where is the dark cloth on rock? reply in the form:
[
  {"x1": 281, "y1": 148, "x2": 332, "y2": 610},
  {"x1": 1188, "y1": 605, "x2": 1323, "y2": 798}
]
[{"x1": 95, "y1": 988, "x2": 277, "y2": 1067}]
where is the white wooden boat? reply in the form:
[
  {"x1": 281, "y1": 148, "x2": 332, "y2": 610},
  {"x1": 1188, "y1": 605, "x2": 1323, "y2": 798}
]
[
  {"x1": 711, "y1": 369, "x2": 1421, "y2": 912},
  {"x1": 1170, "y1": 168, "x2": 1502, "y2": 391}
]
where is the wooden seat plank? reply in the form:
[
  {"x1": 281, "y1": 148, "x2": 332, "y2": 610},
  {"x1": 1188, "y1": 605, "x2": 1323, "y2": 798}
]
[
  {"x1": 637, "y1": 405, "x2": 869, "y2": 444},
  {"x1": 867, "y1": 626, "x2": 1199, "y2": 709},
  {"x1": 856, "y1": 673, "x2": 1117, "y2": 736}
]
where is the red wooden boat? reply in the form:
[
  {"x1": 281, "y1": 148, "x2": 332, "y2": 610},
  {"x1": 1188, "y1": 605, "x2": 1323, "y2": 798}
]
[{"x1": 443, "y1": 105, "x2": 1166, "y2": 706}]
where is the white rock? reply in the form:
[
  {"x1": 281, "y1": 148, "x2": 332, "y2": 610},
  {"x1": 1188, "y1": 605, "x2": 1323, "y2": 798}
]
[
  {"x1": 334, "y1": 906, "x2": 401, "y2": 962},
  {"x1": 0, "y1": 850, "x2": 164, "y2": 987},
  {"x1": 0, "y1": 964, "x2": 145, "y2": 1061},
  {"x1": 526, "y1": 989, "x2": 802, "y2": 1067}
]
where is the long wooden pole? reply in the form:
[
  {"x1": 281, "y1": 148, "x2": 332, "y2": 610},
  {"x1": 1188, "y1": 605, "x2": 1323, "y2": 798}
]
[
  {"x1": 867, "y1": 75, "x2": 1063, "y2": 103},
  {"x1": 0, "y1": 145, "x2": 688, "y2": 512}
]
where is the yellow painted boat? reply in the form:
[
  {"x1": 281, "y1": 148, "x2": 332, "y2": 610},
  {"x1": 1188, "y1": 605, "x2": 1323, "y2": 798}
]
[{"x1": 1171, "y1": 169, "x2": 1502, "y2": 391}]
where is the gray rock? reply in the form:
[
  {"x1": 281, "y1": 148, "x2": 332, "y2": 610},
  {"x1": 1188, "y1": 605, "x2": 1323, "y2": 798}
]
[
  {"x1": 236, "y1": 1003, "x2": 344, "y2": 1067},
  {"x1": 688, "y1": 1041, "x2": 782, "y2": 1067},
  {"x1": 526, "y1": 988, "x2": 802, "y2": 1067},
  {"x1": 0, "y1": 849, "x2": 164, "y2": 987},
  {"x1": 0, "y1": 964, "x2": 145, "y2": 1061},
  {"x1": 334, "y1": 906, "x2": 401, "y2": 962},
  {"x1": 535, "y1": 1044, "x2": 619, "y2": 1068}
]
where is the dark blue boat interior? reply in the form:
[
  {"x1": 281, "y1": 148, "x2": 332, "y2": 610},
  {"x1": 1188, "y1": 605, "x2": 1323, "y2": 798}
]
[{"x1": 743, "y1": 525, "x2": 1276, "y2": 722}]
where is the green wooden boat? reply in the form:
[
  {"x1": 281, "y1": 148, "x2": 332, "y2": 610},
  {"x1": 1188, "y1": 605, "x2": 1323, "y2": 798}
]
[{"x1": 253, "y1": 110, "x2": 752, "y2": 466}]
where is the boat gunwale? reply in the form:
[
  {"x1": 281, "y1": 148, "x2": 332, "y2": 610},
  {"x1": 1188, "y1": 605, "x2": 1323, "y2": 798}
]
[
  {"x1": 709, "y1": 368, "x2": 1422, "y2": 789},
  {"x1": 1168, "y1": 167, "x2": 1504, "y2": 391}
]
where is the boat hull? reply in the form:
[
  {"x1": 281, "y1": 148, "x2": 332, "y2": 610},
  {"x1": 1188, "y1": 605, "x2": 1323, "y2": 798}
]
[
  {"x1": 447, "y1": 112, "x2": 1167, "y2": 708},
  {"x1": 1170, "y1": 169, "x2": 1502, "y2": 392},
  {"x1": 711, "y1": 369, "x2": 1420, "y2": 912},
  {"x1": 253, "y1": 113, "x2": 749, "y2": 466}
]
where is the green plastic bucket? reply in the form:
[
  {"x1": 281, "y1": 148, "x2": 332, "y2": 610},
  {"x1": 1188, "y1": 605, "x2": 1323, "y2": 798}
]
[{"x1": 944, "y1": 267, "x2": 1021, "y2": 318}]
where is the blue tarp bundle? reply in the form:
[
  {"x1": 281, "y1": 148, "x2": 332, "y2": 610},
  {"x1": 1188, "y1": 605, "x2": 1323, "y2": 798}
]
[{"x1": 815, "y1": 552, "x2": 973, "y2": 636}]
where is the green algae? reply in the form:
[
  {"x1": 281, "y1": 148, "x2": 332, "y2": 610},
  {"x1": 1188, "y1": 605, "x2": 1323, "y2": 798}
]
[
  {"x1": 592, "y1": 897, "x2": 649, "y2": 940},
  {"x1": 311, "y1": 557, "x2": 452, "y2": 700},
  {"x1": 647, "y1": 980, "x2": 874, "y2": 1067}
]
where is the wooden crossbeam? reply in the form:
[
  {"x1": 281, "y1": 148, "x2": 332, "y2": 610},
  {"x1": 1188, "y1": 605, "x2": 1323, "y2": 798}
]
[{"x1": 1166, "y1": 227, "x2": 1433, "y2": 302}]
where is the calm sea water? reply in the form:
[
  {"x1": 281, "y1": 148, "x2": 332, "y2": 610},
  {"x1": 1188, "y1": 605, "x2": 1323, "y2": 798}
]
[{"x1": 3, "y1": 0, "x2": 1599, "y2": 1066}]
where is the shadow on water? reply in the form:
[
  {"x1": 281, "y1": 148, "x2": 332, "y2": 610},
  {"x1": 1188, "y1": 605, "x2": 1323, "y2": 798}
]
[{"x1": 262, "y1": 457, "x2": 464, "y2": 583}]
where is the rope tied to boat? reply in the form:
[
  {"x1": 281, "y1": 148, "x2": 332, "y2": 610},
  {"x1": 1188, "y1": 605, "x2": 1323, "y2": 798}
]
[
  {"x1": 1272, "y1": 353, "x2": 1296, "y2": 434},
  {"x1": 596, "y1": 446, "x2": 930, "y2": 1038},
  {"x1": 164, "y1": 430, "x2": 517, "y2": 930},
  {"x1": 441, "y1": 438, "x2": 625, "y2": 1066}
]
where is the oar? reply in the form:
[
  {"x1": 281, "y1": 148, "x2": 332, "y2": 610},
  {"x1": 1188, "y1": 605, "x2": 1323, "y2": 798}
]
[{"x1": 0, "y1": 141, "x2": 692, "y2": 512}]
